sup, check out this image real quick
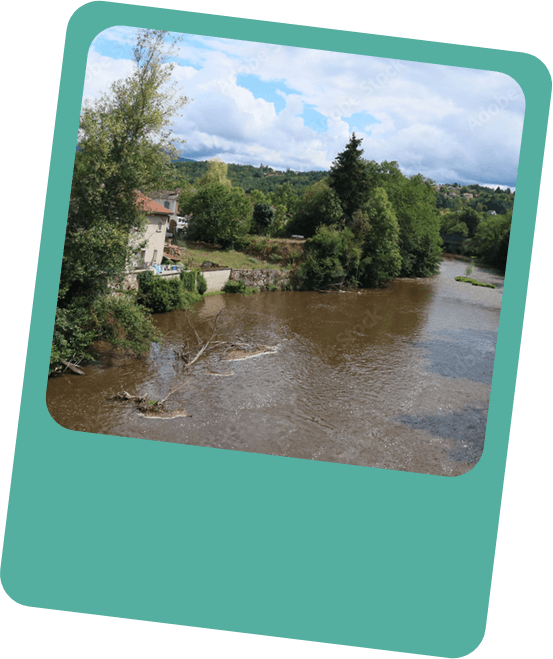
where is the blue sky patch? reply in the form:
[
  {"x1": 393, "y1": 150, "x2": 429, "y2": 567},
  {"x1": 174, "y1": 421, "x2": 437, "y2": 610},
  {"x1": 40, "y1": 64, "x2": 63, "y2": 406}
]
[
  {"x1": 236, "y1": 74, "x2": 299, "y2": 114},
  {"x1": 344, "y1": 111, "x2": 380, "y2": 134},
  {"x1": 302, "y1": 105, "x2": 328, "y2": 133}
]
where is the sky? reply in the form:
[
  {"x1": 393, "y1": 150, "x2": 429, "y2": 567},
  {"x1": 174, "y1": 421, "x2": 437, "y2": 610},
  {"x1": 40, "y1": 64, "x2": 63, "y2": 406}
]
[{"x1": 83, "y1": 26, "x2": 525, "y2": 188}]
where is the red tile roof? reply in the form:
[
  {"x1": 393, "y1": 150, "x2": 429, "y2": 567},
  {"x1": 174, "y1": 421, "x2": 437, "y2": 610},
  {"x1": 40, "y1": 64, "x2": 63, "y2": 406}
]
[{"x1": 135, "y1": 191, "x2": 172, "y2": 215}]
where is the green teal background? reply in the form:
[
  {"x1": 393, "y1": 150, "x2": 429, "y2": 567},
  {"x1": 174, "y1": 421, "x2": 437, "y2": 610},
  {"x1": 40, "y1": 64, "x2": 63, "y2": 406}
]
[{"x1": 1, "y1": 2, "x2": 550, "y2": 657}]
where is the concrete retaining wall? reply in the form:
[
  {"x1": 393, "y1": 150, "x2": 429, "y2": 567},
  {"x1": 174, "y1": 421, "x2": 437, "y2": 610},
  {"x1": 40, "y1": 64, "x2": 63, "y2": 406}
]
[{"x1": 202, "y1": 268, "x2": 231, "y2": 292}]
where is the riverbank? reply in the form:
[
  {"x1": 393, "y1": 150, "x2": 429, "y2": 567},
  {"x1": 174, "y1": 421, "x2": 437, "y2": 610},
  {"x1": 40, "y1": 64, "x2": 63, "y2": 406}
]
[{"x1": 169, "y1": 237, "x2": 305, "y2": 271}]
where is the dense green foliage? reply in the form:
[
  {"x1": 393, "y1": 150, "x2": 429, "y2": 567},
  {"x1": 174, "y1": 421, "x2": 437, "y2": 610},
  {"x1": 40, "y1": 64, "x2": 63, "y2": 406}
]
[
  {"x1": 287, "y1": 180, "x2": 343, "y2": 237},
  {"x1": 137, "y1": 269, "x2": 206, "y2": 314},
  {"x1": 51, "y1": 294, "x2": 161, "y2": 371},
  {"x1": 253, "y1": 202, "x2": 276, "y2": 235},
  {"x1": 137, "y1": 271, "x2": 186, "y2": 313},
  {"x1": 184, "y1": 182, "x2": 253, "y2": 247},
  {"x1": 328, "y1": 133, "x2": 371, "y2": 220},
  {"x1": 364, "y1": 161, "x2": 442, "y2": 277},
  {"x1": 468, "y1": 211, "x2": 512, "y2": 272},
  {"x1": 180, "y1": 269, "x2": 197, "y2": 292},
  {"x1": 174, "y1": 160, "x2": 327, "y2": 194},
  {"x1": 357, "y1": 188, "x2": 402, "y2": 287},
  {"x1": 295, "y1": 225, "x2": 361, "y2": 290},
  {"x1": 50, "y1": 29, "x2": 188, "y2": 373},
  {"x1": 222, "y1": 280, "x2": 259, "y2": 294},
  {"x1": 196, "y1": 271, "x2": 207, "y2": 295}
]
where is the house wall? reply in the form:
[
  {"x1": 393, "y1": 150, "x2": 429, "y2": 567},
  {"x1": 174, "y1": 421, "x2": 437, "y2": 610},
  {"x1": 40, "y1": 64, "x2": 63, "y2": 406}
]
[
  {"x1": 152, "y1": 197, "x2": 179, "y2": 233},
  {"x1": 130, "y1": 214, "x2": 168, "y2": 267}
]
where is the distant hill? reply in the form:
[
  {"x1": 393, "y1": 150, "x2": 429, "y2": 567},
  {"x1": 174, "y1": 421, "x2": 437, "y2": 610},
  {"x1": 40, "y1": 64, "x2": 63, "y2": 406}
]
[{"x1": 173, "y1": 159, "x2": 327, "y2": 194}]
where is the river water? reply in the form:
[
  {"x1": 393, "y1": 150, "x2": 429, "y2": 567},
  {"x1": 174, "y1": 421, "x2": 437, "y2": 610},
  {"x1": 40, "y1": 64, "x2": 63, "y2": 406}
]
[{"x1": 46, "y1": 256, "x2": 504, "y2": 476}]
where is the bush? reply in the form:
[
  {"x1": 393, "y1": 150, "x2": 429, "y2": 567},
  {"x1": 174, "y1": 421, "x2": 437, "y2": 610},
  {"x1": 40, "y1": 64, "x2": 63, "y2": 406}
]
[
  {"x1": 295, "y1": 225, "x2": 361, "y2": 290},
  {"x1": 50, "y1": 293, "x2": 159, "y2": 374},
  {"x1": 180, "y1": 269, "x2": 196, "y2": 292},
  {"x1": 222, "y1": 280, "x2": 259, "y2": 294},
  {"x1": 223, "y1": 280, "x2": 247, "y2": 294},
  {"x1": 137, "y1": 270, "x2": 185, "y2": 313},
  {"x1": 196, "y1": 271, "x2": 207, "y2": 295}
]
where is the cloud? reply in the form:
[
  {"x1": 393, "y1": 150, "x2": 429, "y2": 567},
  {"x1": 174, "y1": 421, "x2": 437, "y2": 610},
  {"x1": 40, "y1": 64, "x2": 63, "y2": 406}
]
[{"x1": 83, "y1": 29, "x2": 525, "y2": 186}]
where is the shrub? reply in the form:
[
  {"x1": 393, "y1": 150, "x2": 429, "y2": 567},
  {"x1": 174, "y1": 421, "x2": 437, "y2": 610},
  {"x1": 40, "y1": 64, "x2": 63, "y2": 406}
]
[
  {"x1": 223, "y1": 280, "x2": 247, "y2": 294},
  {"x1": 294, "y1": 225, "x2": 361, "y2": 290},
  {"x1": 137, "y1": 270, "x2": 185, "y2": 313},
  {"x1": 180, "y1": 269, "x2": 196, "y2": 292},
  {"x1": 196, "y1": 271, "x2": 207, "y2": 295},
  {"x1": 222, "y1": 280, "x2": 259, "y2": 294},
  {"x1": 50, "y1": 293, "x2": 159, "y2": 374}
]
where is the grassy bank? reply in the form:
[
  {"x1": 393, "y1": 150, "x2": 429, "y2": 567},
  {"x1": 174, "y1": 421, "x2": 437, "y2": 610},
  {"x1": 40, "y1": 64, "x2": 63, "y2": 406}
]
[
  {"x1": 455, "y1": 276, "x2": 496, "y2": 288},
  {"x1": 169, "y1": 236, "x2": 306, "y2": 271}
]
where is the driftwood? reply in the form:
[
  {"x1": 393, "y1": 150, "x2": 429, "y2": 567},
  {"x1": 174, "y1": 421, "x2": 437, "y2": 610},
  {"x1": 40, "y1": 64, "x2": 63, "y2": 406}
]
[
  {"x1": 110, "y1": 308, "x2": 277, "y2": 415},
  {"x1": 111, "y1": 310, "x2": 224, "y2": 414},
  {"x1": 60, "y1": 359, "x2": 86, "y2": 375}
]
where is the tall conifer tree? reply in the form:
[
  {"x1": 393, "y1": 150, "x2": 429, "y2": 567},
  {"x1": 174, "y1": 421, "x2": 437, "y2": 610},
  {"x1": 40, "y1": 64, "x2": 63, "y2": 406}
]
[{"x1": 328, "y1": 133, "x2": 371, "y2": 221}]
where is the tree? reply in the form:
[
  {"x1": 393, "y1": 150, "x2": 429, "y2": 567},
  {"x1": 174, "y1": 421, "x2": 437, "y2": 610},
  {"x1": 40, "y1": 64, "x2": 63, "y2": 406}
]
[
  {"x1": 358, "y1": 188, "x2": 402, "y2": 287},
  {"x1": 457, "y1": 207, "x2": 481, "y2": 237},
  {"x1": 197, "y1": 158, "x2": 232, "y2": 187},
  {"x1": 328, "y1": 133, "x2": 371, "y2": 220},
  {"x1": 365, "y1": 161, "x2": 442, "y2": 277},
  {"x1": 253, "y1": 203, "x2": 276, "y2": 234},
  {"x1": 287, "y1": 179, "x2": 343, "y2": 237},
  {"x1": 51, "y1": 29, "x2": 189, "y2": 372},
  {"x1": 185, "y1": 183, "x2": 253, "y2": 247},
  {"x1": 469, "y1": 211, "x2": 512, "y2": 271}
]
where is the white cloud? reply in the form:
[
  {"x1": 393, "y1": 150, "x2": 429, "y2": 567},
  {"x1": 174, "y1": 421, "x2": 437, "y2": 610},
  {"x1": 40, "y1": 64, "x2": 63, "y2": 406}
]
[{"x1": 82, "y1": 29, "x2": 525, "y2": 186}]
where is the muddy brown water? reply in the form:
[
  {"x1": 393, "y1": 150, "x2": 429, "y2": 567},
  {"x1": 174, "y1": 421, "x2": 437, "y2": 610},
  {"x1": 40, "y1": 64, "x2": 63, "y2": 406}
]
[{"x1": 46, "y1": 256, "x2": 504, "y2": 476}]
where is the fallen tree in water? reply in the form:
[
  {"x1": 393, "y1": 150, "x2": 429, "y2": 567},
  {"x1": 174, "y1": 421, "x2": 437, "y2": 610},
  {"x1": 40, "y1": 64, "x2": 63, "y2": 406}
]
[{"x1": 110, "y1": 309, "x2": 278, "y2": 417}]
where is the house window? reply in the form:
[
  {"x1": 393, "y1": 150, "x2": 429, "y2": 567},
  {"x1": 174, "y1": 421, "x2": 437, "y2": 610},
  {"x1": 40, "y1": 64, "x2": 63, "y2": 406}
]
[
  {"x1": 157, "y1": 221, "x2": 162, "y2": 232},
  {"x1": 164, "y1": 201, "x2": 170, "y2": 209},
  {"x1": 153, "y1": 250, "x2": 158, "y2": 263}
]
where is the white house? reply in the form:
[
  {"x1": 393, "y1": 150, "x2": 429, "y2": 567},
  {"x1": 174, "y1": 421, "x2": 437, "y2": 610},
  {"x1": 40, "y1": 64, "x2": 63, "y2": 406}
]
[
  {"x1": 133, "y1": 191, "x2": 173, "y2": 267},
  {"x1": 149, "y1": 189, "x2": 181, "y2": 234}
]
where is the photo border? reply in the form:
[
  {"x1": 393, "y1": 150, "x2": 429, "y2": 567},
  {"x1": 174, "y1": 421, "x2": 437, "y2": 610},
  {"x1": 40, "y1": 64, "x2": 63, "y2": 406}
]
[{"x1": 2, "y1": 2, "x2": 550, "y2": 657}]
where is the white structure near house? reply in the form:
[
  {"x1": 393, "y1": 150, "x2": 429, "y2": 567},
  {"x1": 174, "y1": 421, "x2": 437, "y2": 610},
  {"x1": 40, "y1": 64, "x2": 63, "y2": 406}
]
[{"x1": 133, "y1": 191, "x2": 172, "y2": 267}]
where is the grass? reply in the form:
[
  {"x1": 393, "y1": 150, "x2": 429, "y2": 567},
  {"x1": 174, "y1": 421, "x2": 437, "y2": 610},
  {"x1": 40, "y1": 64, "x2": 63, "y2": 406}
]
[
  {"x1": 174, "y1": 240, "x2": 286, "y2": 271},
  {"x1": 455, "y1": 276, "x2": 496, "y2": 289}
]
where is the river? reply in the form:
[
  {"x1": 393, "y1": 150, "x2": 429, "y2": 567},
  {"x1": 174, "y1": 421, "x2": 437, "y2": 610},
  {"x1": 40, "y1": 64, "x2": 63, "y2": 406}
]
[{"x1": 46, "y1": 256, "x2": 504, "y2": 476}]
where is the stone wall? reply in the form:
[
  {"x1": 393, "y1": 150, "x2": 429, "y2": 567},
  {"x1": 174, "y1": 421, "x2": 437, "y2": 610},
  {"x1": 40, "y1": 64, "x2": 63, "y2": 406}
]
[{"x1": 228, "y1": 268, "x2": 291, "y2": 290}]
